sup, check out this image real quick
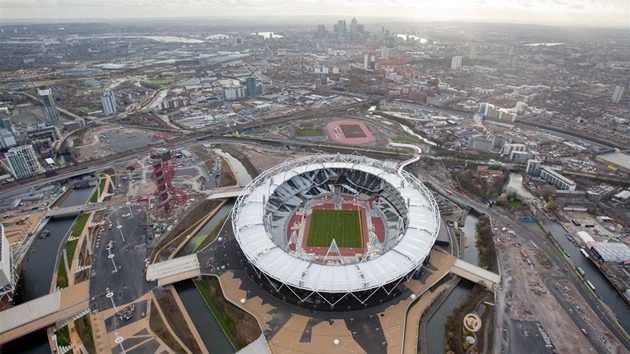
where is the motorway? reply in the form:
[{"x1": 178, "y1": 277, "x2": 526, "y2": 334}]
[{"x1": 420, "y1": 172, "x2": 630, "y2": 352}]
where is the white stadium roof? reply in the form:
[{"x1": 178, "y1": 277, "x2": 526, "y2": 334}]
[{"x1": 233, "y1": 154, "x2": 440, "y2": 293}]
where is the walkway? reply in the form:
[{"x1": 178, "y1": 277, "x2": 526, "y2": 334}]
[
  {"x1": 45, "y1": 203, "x2": 106, "y2": 217},
  {"x1": 451, "y1": 259, "x2": 501, "y2": 289},
  {"x1": 0, "y1": 282, "x2": 90, "y2": 344}
]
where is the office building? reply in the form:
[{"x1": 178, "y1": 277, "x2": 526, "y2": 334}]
[
  {"x1": 612, "y1": 85, "x2": 626, "y2": 104},
  {"x1": 337, "y1": 20, "x2": 346, "y2": 40},
  {"x1": 38, "y1": 88, "x2": 62, "y2": 130},
  {"x1": 5, "y1": 145, "x2": 44, "y2": 179},
  {"x1": 468, "y1": 138, "x2": 493, "y2": 153},
  {"x1": 101, "y1": 89, "x2": 117, "y2": 116},
  {"x1": 317, "y1": 25, "x2": 326, "y2": 38},
  {"x1": 451, "y1": 56, "x2": 463, "y2": 70},
  {"x1": 381, "y1": 47, "x2": 390, "y2": 60},
  {"x1": 0, "y1": 224, "x2": 15, "y2": 300}
]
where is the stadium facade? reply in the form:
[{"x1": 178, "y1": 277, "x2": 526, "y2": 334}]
[{"x1": 232, "y1": 153, "x2": 440, "y2": 311}]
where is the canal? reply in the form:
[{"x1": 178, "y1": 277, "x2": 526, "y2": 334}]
[
  {"x1": 425, "y1": 211, "x2": 480, "y2": 354},
  {"x1": 173, "y1": 148, "x2": 251, "y2": 353},
  {"x1": 5, "y1": 187, "x2": 94, "y2": 354}
]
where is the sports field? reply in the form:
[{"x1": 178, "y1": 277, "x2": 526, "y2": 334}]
[{"x1": 306, "y1": 210, "x2": 363, "y2": 248}]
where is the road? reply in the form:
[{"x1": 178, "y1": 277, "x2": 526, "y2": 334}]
[{"x1": 420, "y1": 173, "x2": 630, "y2": 352}]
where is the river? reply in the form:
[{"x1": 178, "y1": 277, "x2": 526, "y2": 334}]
[
  {"x1": 506, "y1": 172, "x2": 535, "y2": 200},
  {"x1": 425, "y1": 212, "x2": 480, "y2": 354},
  {"x1": 540, "y1": 216, "x2": 630, "y2": 332},
  {"x1": 173, "y1": 148, "x2": 251, "y2": 353},
  {"x1": 174, "y1": 281, "x2": 235, "y2": 354},
  {"x1": 5, "y1": 187, "x2": 94, "y2": 354}
]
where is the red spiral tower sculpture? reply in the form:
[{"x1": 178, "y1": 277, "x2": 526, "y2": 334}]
[{"x1": 149, "y1": 132, "x2": 187, "y2": 216}]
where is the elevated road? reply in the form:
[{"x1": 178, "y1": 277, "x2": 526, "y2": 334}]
[{"x1": 0, "y1": 282, "x2": 90, "y2": 345}]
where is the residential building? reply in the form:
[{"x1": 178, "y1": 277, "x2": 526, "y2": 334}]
[
  {"x1": 222, "y1": 85, "x2": 245, "y2": 101},
  {"x1": 612, "y1": 85, "x2": 626, "y2": 104},
  {"x1": 540, "y1": 166, "x2": 577, "y2": 191},
  {"x1": 500, "y1": 143, "x2": 527, "y2": 157},
  {"x1": 246, "y1": 77, "x2": 258, "y2": 98},
  {"x1": 451, "y1": 56, "x2": 463, "y2": 70},
  {"x1": 101, "y1": 89, "x2": 117, "y2": 116},
  {"x1": 0, "y1": 129, "x2": 17, "y2": 149},
  {"x1": 526, "y1": 159, "x2": 543, "y2": 176},
  {"x1": 38, "y1": 88, "x2": 62, "y2": 130},
  {"x1": 5, "y1": 145, "x2": 44, "y2": 179},
  {"x1": 0, "y1": 224, "x2": 15, "y2": 299},
  {"x1": 468, "y1": 137, "x2": 493, "y2": 153}
]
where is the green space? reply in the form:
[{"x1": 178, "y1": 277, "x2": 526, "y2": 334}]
[
  {"x1": 54, "y1": 325, "x2": 71, "y2": 347},
  {"x1": 149, "y1": 299, "x2": 187, "y2": 354},
  {"x1": 195, "y1": 276, "x2": 260, "y2": 350},
  {"x1": 193, "y1": 214, "x2": 229, "y2": 253},
  {"x1": 80, "y1": 60, "x2": 103, "y2": 66},
  {"x1": 392, "y1": 136, "x2": 421, "y2": 144},
  {"x1": 295, "y1": 128, "x2": 322, "y2": 137},
  {"x1": 75, "y1": 315, "x2": 95, "y2": 353},
  {"x1": 56, "y1": 256, "x2": 69, "y2": 289},
  {"x1": 71, "y1": 213, "x2": 91, "y2": 237},
  {"x1": 507, "y1": 200, "x2": 521, "y2": 210},
  {"x1": 307, "y1": 210, "x2": 363, "y2": 248},
  {"x1": 90, "y1": 176, "x2": 108, "y2": 203},
  {"x1": 145, "y1": 79, "x2": 175, "y2": 87}
]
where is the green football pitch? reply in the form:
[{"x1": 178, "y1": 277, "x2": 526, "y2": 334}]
[{"x1": 306, "y1": 210, "x2": 363, "y2": 248}]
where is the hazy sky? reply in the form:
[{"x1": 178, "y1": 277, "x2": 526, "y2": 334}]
[{"x1": 1, "y1": 0, "x2": 629, "y2": 28}]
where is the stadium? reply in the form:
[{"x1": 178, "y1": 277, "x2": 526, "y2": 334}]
[{"x1": 232, "y1": 152, "x2": 440, "y2": 311}]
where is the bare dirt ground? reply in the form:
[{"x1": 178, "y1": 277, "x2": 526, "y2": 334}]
[
  {"x1": 242, "y1": 145, "x2": 308, "y2": 173},
  {"x1": 495, "y1": 218, "x2": 622, "y2": 353}
]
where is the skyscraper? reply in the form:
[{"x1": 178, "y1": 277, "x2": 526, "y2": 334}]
[
  {"x1": 0, "y1": 224, "x2": 15, "y2": 300},
  {"x1": 246, "y1": 77, "x2": 258, "y2": 98},
  {"x1": 38, "y1": 88, "x2": 61, "y2": 130},
  {"x1": 101, "y1": 89, "x2": 117, "y2": 116},
  {"x1": 350, "y1": 18, "x2": 358, "y2": 33},
  {"x1": 612, "y1": 85, "x2": 626, "y2": 104},
  {"x1": 337, "y1": 20, "x2": 346, "y2": 40},
  {"x1": 5, "y1": 145, "x2": 44, "y2": 179},
  {"x1": 451, "y1": 56, "x2": 463, "y2": 70},
  {"x1": 317, "y1": 25, "x2": 326, "y2": 39}
]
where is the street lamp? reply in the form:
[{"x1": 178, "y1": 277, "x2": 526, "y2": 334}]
[
  {"x1": 116, "y1": 221, "x2": 126, "y2": 242},
  {"x1": 107, "y1": 250, "x2": 118, "y2": 273},
  {"x1": 126, "y1": 201, "x2": 133, "y2": 217}
]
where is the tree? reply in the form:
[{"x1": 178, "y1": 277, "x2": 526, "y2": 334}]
[
  {"x1": 540, "y1": 185, "x2": 557, "y2": 200},
  {"x1": 546, "y1": 199, "x2": 556, "y2": 210}
]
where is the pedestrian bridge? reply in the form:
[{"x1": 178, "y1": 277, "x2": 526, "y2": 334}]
[
  {"x1": 205, "y1": 187, "x2": 245, "y2": 200},
  {"x1": 45, "y1": 203, "x2": 106, "y2": 217},
  {"x1": 0, "y1": 282, "x2": 90, "y2": 344},
  {"x1": 146, "y1": 254, "x2": 201, "y2": 286},
  {"x1": 451, "y1": 259, "x2": 501, "y2": 289}
]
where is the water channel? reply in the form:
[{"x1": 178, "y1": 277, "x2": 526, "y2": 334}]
[
  {"x1": 5, "y1": 186, "x2": 94, "y2": 354},
  {"x1": 425, "y1": 211, "x2": 480, "y2": 354},
  {"x1": 173, "y1": 148, "x2": 251, "y2": 353}
]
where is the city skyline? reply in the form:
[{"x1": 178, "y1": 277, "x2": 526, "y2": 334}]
[{"x1": 1, "y1": 0, "x2": 629, "y2": 29}]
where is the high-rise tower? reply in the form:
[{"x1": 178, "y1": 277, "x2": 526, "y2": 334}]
[
  {"x1": 101, "y1": 89, "x2": 117, "y2": 116},
  {"x1": 38, "y1": 88, "x2": 62, "y2": 130},
  {"x1": 5, "y1": 145, "x2": 44, "y2": 179},
  {"x1": 337, "y1": 20, "x2": 346, "y2": 40}
]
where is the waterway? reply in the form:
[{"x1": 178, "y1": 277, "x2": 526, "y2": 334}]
[
  {"x1": 251, "y1": 31, "x2": 283, "y2": 39},
  {"x1": 177, "y1": 200, "x2": 235, "y2": 256},
  {"x1": 174, "y1": 281, "x2": 235, "y2": 354},
  {"x1": 5, "y1": 187, "x2": 94, "y2": 354},
  {"x1": 425, "y1": 212, "x2": 480, "y2": 353},
  {"x1": 540, "y1": 216, "x2": 630, "y2": 332},
  {"x1": 174, "y1": 148, "x2": 251, "y2": 352},
  {"x1": 506, "y1": 172, "x2": 535, "y2": 200},
  {"x1": 213, "y1": 149, "x2": 253, "y2": 186}
]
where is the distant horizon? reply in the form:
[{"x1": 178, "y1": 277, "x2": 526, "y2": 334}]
[
  {"x1": 1, "y1": 0, "x2": 629, "y2": 30},
  {"x1": 0, "y1": 15, "x2": 628, "y2": 31}
]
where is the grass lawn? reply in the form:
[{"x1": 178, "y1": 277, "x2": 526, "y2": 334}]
[
  {"x1": 90, "y1": 177, "x2": 107, "y2": 203},
  {"x1": 296, "y1": 128, "x2": 322, "y2": 137},
  {"x1": 71, "y1": 213, "x2": 91, "y2": 237},
  {"x1": 307, "y1": 210, "x2": 363, "y2": 248},
  {"x1": 146, "y1": 79, "x2": 175, "y2": 87},
  {"x1": 75, "y1": 315, "x2": 95, "y2": 353},
  {"x1": 507, "y1": 200, "x2": 521, "y2": 210},
  {"x1": 392, "y1": 136, "x2": 421, "y2": 144},
  {"x1": 56, "y1": 256, "x2": 68, "y2": 289},
  {"x1": 54, "y1": 325, "x2": 71, "y2": 347}
]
